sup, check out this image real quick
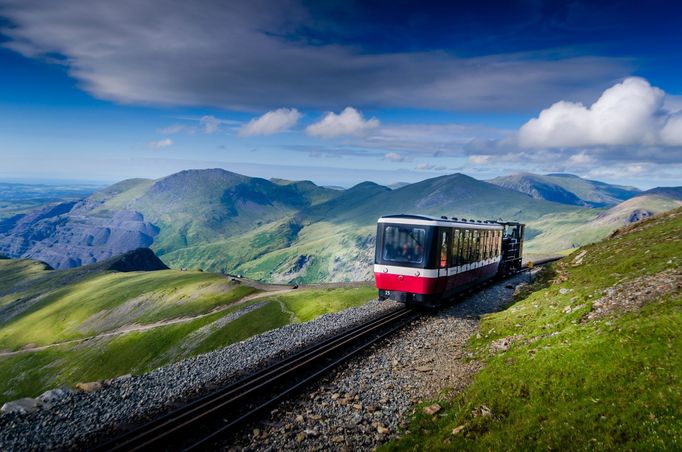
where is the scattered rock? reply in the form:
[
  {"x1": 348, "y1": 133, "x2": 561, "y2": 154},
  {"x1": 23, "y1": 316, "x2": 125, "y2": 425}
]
[
  {"x1": 559, "y1": 288, "x2": 571, "y2": 295},
  {"x1": 1, "y1": 398, "x2": 41, "y2": 415},
  {"x1": 37, "y1": 388, "x2": 72, "y2": 406},
  {"x1": 415, "y1": 366, "x2": 433, "y2": 372},
  {"x1": 423, "y1": 404, "x2": 442, "y2": 416},
  {"x1": 74, "y1": 382, "x2": 103, "y2": 393},
  {"x1": 452, "y1": 424, "x2": 467, "y2": 435},
  {"x1": 572, "y1": 250, "x2": 588, "y2": 266}
]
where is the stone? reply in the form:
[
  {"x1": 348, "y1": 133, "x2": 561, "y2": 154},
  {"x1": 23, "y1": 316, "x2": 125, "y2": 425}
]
[
  {"x1": 331, "y1": 393, "x2": 340, "y2": 400},
  {"x1": 423, "y1": 404, "x2": 442, "y2": 416},
  {"x1": 37, "y1": 388, "x2": 71, "y2": 406},
  {"x1": 252, "y1": 428, "x2": 260, "y2": 438},
  {"x1": 452, "y1": 424, "x2": 466, "y2": 435},
  {"x1": 1, "y1": 398, "x2": 41, "y2": 414},
  {"x1": 415, "y1": 366, "x2": 433, "y2": 372},
  {"x1": 352, "y1": 403, "x2": 363, "y2": 410},
  {"x1": 331, "y1": 435, "x2": 345, "y2": 443},
  {"x1": 75, "y1": 381, "x2": 103, "y2": 393},
  {"x1": 377, "y1": 425, "x2": 390, "y2": 434},
  {"x1": 295, "y1": 432, "x2": 306, "y2": 442},
  {"x1": 295, "y1": 414, "x2": 304, "y2": 423},
  {"x1": 559, "y1": 288, "x2": 571, "y2": 295}
]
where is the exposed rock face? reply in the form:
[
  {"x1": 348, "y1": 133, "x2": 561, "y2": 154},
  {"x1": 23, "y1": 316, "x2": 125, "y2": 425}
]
[{"x1": 0, "y1": 196, "x2": 160, "y2": 269}]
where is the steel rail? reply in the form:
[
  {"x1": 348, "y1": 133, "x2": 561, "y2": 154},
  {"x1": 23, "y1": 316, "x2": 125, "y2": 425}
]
[{"x1": 96, "y1": 307, "x2": 415, "y2": 452}]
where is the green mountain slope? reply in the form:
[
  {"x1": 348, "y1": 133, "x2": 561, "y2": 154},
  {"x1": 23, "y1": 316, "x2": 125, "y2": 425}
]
[
  {"x1": 388, "y1": 209, "x2": 682, "y2": 450},
  {"x1": 489, "y1": 172, "x2": 640, "y2": 207},
  {"x1": 388, "y1": 207, "x2": 682, "y2": 450},
  {"x1": 0, "y1": 255, "x2": 374, "y2": 404}
]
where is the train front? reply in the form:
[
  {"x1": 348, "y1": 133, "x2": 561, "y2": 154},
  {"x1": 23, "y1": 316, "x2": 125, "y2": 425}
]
[{"x1": 373, "y1": 216, "x2": 439, "y2": 304}]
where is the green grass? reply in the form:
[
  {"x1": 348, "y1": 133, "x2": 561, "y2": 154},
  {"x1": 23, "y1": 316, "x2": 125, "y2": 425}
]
[
  {"x1": 0, "y1": 269, "x2": 258, "y2": 349},
  {"x1": 0, "y1": 257, "x2": 378, "y2": 403},
  {"x1": 386, "y1": 208, "x2": 682, "y2": 450},
  {"x1": 261, "y1": 285, "x2": 376, "y2": 322}
]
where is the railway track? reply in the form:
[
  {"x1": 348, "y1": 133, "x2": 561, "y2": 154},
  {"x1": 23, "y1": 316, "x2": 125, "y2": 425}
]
[
  {"x1": 96, "y1": 257, "x2": 560, "y2": 451},
  {"x1": 95, "y1": 306, "x2": 419, "y2": 451}
]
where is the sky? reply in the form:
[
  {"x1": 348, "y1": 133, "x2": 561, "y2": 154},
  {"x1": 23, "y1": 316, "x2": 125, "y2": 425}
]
[{"x1": 0, "y1": 0, "x2": 681, "y2": 188}]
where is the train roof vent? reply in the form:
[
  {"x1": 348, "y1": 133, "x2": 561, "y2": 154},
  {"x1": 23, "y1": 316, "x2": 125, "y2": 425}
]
[
  {"x1": 477, "y1": 220, "x2": 482, "y2": 223},
  {"x1": 461, "y1": 218, "x2": 467, "y2": 221},
  {"x1": 440, "y1": 215, "x2": 448, "y2": 219},
  {"x1": 451, "y1": 217, "x2": 458, "y2": 221}
]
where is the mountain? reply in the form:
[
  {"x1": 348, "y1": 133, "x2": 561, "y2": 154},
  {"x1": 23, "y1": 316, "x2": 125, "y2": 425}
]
[
  {"x1": 0, "y1": 169, "x2": 339, "y2": 269},
  {"x1": 488, "y1": 172, "x2": 641, "y2": 207},
  {"x1": 1, "y1": 168, "x2": 676, "y2": 283}
]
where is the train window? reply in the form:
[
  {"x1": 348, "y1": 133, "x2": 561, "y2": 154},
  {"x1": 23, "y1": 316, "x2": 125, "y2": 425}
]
[
  {"x1": 451, "y1": 229, "x2": 461, "y2": 266},
  {"x1": 460, "y1": 229, "x2": 469, "y2": 264},
  {"x1": 381, "y1": 226, "x2": 426, "y2": 264},
  {"x1": 439, "y1": 230, "x2": 449, "y2": 268},
  {"x1": 473, "y1": 230, "x2": 481, "y2": 262},
  {"x1": 481, "y1": 231, "x2": 490, "y2": 260}
]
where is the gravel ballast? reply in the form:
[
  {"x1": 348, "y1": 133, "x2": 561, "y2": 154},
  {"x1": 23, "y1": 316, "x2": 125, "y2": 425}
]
[
  {"x1": 228, "y1": 272, "x2": 531, "y2": 451},
  {"x1": 0, "y1": 300, "x2": 402, "y2": 450}
]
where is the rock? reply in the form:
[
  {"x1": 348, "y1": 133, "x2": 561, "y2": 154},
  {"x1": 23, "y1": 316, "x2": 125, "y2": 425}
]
[
  {"x1": 37, "y1": 388, "x2": 71, "y2": 406},
  {"x1": 352, "y1": 403, "x2": 363, "y2": 410},
  {"x1": 559, "y1": 288, "x2": 571, "y2": 295},
  {"x1": 1, "y1": 398, "x2": 41, "y2": 415},
  {"x1": 377, "y1": 425, "x2": 390, "y2": 434},
  {"x1": 452, "y1": 424, "x2": 466, "y2": 435},
  {"x1": 75, "y1": 381, "x2": 103, "y2": 393},
  {"x1": 415, "y1": 366, "x2": 433, "y2": 372},
  {"x1": 331, "y1": 393, "x2": 340, "y2": 400},
  {"x1": 295, "y1": 414, "x2": 304, "y2": 423},
  {"x1": 423, "y1": 404, "x2": 442, "y2": 416},
  {"x1": 252, "y1": 428, "x2": 260, "y2": 438},
  {"x1": 331, "y1": 435, "x2": 345, "y2": 443},
  {"x1": 295, "y1": 432, "x2": 306, "y2": 442}
]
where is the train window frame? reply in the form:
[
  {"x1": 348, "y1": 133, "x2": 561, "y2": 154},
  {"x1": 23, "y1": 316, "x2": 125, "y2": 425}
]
[
  {"x1": 439, "y1": 228, "x2": 450, "y2": 268},
  {"x1": 380, "y1": 225, "x2": 428, "y2": 265}
]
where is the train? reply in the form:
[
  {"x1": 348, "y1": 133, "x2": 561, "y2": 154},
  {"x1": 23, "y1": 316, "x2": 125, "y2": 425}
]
[{"x1": 374, "y1": 214, "x2": 525, "y2": 306}]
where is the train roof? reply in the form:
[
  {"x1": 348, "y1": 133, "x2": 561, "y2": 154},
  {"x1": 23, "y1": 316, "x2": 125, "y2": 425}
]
[{"x1": 378, "y1": 214, "x2": 514, "y2": 229}]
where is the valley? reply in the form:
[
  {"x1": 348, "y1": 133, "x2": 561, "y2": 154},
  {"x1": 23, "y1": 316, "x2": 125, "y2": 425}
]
[{"x1": 2, "y1": 169, "x2": 679, "y2": 284}]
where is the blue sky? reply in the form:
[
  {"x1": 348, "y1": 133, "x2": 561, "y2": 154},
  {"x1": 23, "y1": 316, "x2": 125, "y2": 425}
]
[{"x1": 1, "y1": 0, "x2": 681, "y2": 188}]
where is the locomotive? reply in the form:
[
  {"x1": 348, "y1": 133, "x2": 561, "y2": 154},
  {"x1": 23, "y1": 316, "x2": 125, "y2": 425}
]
[{"x1": 374, "y1": 214, "x2": 524, "y2": 305}]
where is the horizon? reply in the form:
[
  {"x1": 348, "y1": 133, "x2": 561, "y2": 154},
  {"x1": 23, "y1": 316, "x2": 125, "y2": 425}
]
[{"x1": 2, "y1": 1, "x2": 682, "y2": 188}]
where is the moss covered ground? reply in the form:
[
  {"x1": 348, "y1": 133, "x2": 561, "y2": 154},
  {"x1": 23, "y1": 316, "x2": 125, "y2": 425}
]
[{"x1": 386, "y1": 208, "x2": 682, "y2": 450}]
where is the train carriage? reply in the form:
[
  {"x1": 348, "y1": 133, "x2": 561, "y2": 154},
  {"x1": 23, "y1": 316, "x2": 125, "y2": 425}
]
[{"x1": 374, "y1": 214, "x2": 524, "y2": 306}]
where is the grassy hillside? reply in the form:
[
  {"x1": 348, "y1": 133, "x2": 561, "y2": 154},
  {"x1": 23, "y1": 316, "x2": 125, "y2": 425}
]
[
  {"x1": 489, "y1": 172, "x2": 640, "y2": 207},
  {"x1": 0, "y1": 258, "x2": 375, "y2": 404},
  {"x1": 387, "y1": 207, "x2": 682, "y2": 450}
]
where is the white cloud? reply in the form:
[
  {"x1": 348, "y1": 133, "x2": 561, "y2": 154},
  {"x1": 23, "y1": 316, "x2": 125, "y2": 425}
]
[
  {"x1": 415, "y1": 163, "x2": 447, "y2": 171},
  {"x1": 147, "y1": 138, "x2": 173, "y2": 149},
  {"x1": 239, "y1": 108, "x2": 301, "y2": 136},
  {"x1": 518, "y1": 77, "x2": 682, "y2": 148},
  {"x1": 159, "y1": 124, "x2": 186, "y2": 134},
  {"x1": 660, "y1": 113, "x2": 682, "y2": 145},
  {"x1": 468, "y1": 155, "x2": 493, "y2": 165},
  {"x1": 567, "y1": 151, "x2": 596, "y2": 166},
  {"x1": 200, "y1": 115, "x2": 221, "y2": 134},
  {"x1": 306, "y1": 107, "x2": 379, "y2": 138},
  {"x1": 384, "y1": 152, "x2": 404, "y2": 162}
]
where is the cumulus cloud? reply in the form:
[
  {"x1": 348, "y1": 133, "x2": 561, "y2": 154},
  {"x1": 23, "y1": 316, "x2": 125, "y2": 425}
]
[
  {"x1": 384, "y1": 152, "x2": 404, "y2": 162},
  {"x1": 519, "y1": 77, "x2": 682, "y2": 148},
  {"x1": 147, "y1": 138, "x2": 173, "y2": 149},
  {"x1": 0, "y1": 0, "x2": 629, "y2": 112},
  {"x1": 239, "y1": 108, "x2": 301, "y2": 136},
  {"x1": 306, "y1": 107, "x2": 380, "y2": 138}
]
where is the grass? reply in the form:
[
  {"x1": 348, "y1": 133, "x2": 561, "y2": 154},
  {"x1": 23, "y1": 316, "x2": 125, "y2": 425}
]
[
  {"x1": 260, "y1": 285, "x2": 376, "y2": 322},
  {"x1": 385, "y1": 208, "x2": 682, "y2": 450},
  {"x1": 0, "y1": 258, "x2": 378, "y2": 404}
]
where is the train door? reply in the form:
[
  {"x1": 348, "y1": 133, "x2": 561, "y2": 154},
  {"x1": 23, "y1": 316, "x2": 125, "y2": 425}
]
[{"x1": 437, "y1": 228, "x2": 450, "y2": 292}]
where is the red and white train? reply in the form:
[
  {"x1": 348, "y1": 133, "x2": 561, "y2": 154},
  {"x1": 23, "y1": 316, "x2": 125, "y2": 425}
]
[{"x1": 374, "y1": 214, "x2": 524, "y2": 305}]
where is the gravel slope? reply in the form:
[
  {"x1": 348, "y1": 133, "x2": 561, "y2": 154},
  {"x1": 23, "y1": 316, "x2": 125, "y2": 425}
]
[
  {"x1": 0, "y1": 300, "x2": 402, "y2": 450},
  {"x1": 227, "y1": 273, "x2": 531, "y2": 451}
]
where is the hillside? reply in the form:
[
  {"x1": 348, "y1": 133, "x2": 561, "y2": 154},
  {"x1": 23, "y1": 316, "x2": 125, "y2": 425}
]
[
  {"x1": 388, "y1": 208, "x2": 682, "y2": 450},
  {"x1": 1, "y1": 169, "x2": 676, "y2": 284},
  {"x1": 0, "y1": 256, "x2": 375, "y2": 404},
  {"x1": 489, "y1": 172, "x2": 640, "y2": 207}
]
